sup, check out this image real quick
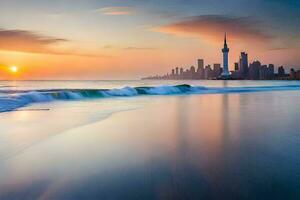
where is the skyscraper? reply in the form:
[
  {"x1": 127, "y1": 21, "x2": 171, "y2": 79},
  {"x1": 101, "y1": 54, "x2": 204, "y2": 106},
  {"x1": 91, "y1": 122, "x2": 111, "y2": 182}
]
[
  {"x1": 268, "y1": 64, "x2": 274, "y2": 79},
  {"x1": 197, "y1": 59, "x2": 204, "y2": 79},
  {"x1": 213, "y1": 63, "x2": 222, "y2": 78},
  {"x1": 190, "y1": 66, "x2": 196, "y2": 79},
  {"x1": 204, "y1": 65, "x2": 212, "y2": 79},
  {"x1": 278, "y1": 66, "x2": 285, "y2": 76},
  {"x1": 180, "y1": 68, "x2": 184, "y2": 75},
  {"x1": 248, "y1": 61, "x2": 260, "y2": 80},
  {"x1": 259, "y1": 65, "x2": 268, "y2": 80},
  {"x1": 221, "y1": 33, "x2": 230, "y2": 77},
  {"x1": 239, "y1": 52, "x2": 248, "y2": 78},
  {"x1": 197, "y1": 59, "x2": 204, "y2": 69},
  {"x1": 234, "y1": 62, "x2": 239, "y2": 71}
]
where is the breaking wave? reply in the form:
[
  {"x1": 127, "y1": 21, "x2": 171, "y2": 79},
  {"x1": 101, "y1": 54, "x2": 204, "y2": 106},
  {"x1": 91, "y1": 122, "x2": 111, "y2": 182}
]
[{"x1": 1, "y1": 84, "x2": 300, "y2": 113}]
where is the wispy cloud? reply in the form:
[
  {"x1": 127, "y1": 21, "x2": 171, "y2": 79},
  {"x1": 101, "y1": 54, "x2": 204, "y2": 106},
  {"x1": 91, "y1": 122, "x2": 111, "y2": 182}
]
[
  {"x1": 0, "y1": 29, "x2": 67, "y2": 53},
  {"x1": 101, "y1": 45, "x2": 156, "y2": 51},
  {"x1": 268, "y1": 47, "x2": 291, "y2": 51},
  {"x1": 0, "y1": 28, "x2": 103, "y2": 57},
  {"x1": 155, "y1": 15, "x2": 273, "y2": 45},
  {"x1": 124, "y1": 46, "x2": 156, "y2": 50},
  {"x1": 97, "y1": 7, "x2": 134, "y2": 16}
]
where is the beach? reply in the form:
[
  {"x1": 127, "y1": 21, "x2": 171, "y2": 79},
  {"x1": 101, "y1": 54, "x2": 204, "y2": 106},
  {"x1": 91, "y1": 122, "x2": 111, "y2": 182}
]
[{"x1": 1, "y1": 80, "x2": 300, "y2": 199}]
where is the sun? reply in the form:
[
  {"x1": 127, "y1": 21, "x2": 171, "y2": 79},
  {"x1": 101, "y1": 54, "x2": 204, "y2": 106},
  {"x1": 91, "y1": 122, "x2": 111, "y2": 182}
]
[{"x1": 10, "y1": 66, "x2": 19, "y2": 73}]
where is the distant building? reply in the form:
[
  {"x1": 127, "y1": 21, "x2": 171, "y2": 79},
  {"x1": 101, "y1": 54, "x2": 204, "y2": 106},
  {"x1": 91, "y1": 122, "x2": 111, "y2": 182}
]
[
  {"x1": 278, "y1": 66, "x2": 285, "y2": 76},
  {"x1": 249, "y1": 61, "x2": 260, "y2": 80},
  {"x1": 190, "y1": 66, "x2": 196, "y2": 79},
  {"x1": 296, "y1": 71, "x2": 300, "y2": 79},
  {"x1": 290, "y1": 69, "x2": 300, "y2": 80},
  {"x1": 290, "y1": 68, "x2": 296, "y2": 79},
  {"x1": 180, "y1": 68, "x2": 184, "y2": 75},
  {"x1": 231, "y1": 70, "x2": 240, "y2": 79},
  {"x1": 204, "y1": 65, "x2": 213, "y2": 79},
  {"x1": 268, "y1": 64, "x2": 275, "y2": 79},
  {"x1": 198, "y1": 59, "x2": 204, "y2": 69},
  {"x1": 234, "y1": 62, "x2": 239, "y2": 71},
  {"x1": 197, "y1": 59, "x2": 205, "y2": 79},
  {"x1": 248, "y1": 63, "x2": 252, "y2": 79},
  {"x1": 213, "y1": 63, "x2": 222, "y2": 78},
  {"x1": 190, "y1": 66, "x2": 196, "y2": 74},
  {"x1": 259, "y1": 65, "x2": 268, "y2": 80},
  {"x1": 239, "y1": 52, "x2": 248, "y2": 79},
  {"x1": 232, "y1": 62, "x2": 240, "y2": 79},
  {"x1": 184, "y1": 69, "x2": 190, "y2": 79},
  {"x1": 221, "y1": 33, "x2": 230, "y2": 77}
]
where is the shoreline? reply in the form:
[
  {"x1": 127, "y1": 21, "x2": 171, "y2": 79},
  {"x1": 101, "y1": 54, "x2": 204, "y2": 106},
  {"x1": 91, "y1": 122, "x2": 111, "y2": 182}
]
[
  {"x1": 1, "y1": 82, "x2": 300, "y2": 113},
  {"x1": 0, "y1": 98, "x2": 147, "y2": 161},
  {"x1": 1, "y1": 91, "x2": 300, "y2": 199}
]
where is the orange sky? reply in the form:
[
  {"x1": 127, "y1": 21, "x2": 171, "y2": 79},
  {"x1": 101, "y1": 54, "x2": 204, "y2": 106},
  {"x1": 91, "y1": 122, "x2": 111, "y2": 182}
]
[{"x1": 0, "y1": 0, "x2": 299, "y2": 80}]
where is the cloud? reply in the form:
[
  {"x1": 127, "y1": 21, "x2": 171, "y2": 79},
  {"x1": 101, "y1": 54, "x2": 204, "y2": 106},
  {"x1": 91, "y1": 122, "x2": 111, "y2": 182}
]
[
  {"x1": 268, "y1": 47, "x2": 291, "y2": 51},
  {"x1": 0, "y1": 29, "x2": 103, "y2": 57},
  {"x1": 97, "y1": 7, "x2": 134, "y2": 16},
  {"x1": 0, "y1": 29, "x2": 67, "y2": 54},
  {"x1": 124, "y1": 47, "x2": 156, "y2": 50},
  {"x1": 101, "y1": 45, "x2": 156, "y2": 51},
  {"x1": 155, "y1": 15, "x2": 273, "y2": 45}
]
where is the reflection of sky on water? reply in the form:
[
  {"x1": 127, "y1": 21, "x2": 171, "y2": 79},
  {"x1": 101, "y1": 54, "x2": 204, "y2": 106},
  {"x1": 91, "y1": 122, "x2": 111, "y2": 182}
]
[{"x1": 0, "y1": 90, "x2": 300, "y2": 199}]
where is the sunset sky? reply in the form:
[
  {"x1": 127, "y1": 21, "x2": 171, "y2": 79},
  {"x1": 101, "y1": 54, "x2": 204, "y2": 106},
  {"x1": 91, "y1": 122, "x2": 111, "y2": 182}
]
[{"x1": 0, "y1": 0, "x2": 299, "y2": 79}]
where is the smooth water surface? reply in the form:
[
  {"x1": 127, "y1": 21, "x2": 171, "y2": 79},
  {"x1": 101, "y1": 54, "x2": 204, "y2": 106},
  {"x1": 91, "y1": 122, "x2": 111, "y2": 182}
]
[{"x1": 0, "y1": 80, "x2": 300, "y2": 200}]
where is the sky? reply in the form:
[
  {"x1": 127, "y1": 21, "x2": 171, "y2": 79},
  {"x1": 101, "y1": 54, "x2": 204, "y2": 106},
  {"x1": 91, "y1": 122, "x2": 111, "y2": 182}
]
[{"x1": 0, "y1": 0, "x2": 299, "y2": 79}]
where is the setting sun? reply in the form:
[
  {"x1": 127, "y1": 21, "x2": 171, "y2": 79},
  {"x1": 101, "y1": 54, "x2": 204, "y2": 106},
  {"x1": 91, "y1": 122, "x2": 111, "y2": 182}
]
[{"x1": 10, "y1": 66, "x2": 18, "y2": 73}]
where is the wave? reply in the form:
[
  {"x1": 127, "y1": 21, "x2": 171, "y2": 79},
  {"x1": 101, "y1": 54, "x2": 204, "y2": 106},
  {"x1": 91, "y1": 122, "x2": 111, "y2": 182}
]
[{"x1": 1, "y1": 84, "x2": 300, "y2": 113}]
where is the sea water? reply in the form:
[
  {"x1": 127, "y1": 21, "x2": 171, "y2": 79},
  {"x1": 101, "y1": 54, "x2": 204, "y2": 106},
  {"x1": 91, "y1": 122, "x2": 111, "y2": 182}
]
[
  {"x1": 0, "y1": 80, "x2": 300, "y2": 199},
  {"x1": 1, "y1": 80, "x2": 300, "y2": 112}
]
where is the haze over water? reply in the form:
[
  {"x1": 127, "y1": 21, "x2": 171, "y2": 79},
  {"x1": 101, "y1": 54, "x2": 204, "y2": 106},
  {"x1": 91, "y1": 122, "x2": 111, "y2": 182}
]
[{"x1": 0, "y1": 80, "x2": 300, "y2": 199}]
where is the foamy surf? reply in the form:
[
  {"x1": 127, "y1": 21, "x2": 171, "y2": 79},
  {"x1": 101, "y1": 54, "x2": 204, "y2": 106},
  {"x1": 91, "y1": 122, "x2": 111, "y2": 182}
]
[{"x1": 1, "y1": 84, "x2": 300, "y2": 113}]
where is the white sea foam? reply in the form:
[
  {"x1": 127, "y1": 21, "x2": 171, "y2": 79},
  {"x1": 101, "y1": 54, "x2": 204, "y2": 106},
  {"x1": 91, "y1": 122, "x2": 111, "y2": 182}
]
[
  {"x1": 145, "y1": 86, "x2": 182, "y2": 95},
  {"x1": 104, "y1": 87, "x2": 138, "y2": 96}
]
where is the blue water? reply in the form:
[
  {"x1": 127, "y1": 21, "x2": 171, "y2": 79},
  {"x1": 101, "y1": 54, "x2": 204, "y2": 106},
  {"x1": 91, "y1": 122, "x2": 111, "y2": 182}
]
[{"x1": 0, "y1": 80, "x2": 300, "y2": 200}]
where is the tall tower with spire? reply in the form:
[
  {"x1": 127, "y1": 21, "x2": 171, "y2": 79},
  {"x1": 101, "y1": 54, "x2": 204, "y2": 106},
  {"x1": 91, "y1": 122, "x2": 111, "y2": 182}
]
[{"x1": 221, "y1": 33, "x2": 230, "y2": 77}]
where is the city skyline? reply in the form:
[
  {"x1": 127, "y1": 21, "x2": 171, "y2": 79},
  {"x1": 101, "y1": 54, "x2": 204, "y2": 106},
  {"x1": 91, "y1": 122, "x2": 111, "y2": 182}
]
[
  {"x1": 0, "y1": 0, "x2": 299, "y2": 80},
  {"x1": 144, "y1": 35, "x2": 300, "y2": 80}
]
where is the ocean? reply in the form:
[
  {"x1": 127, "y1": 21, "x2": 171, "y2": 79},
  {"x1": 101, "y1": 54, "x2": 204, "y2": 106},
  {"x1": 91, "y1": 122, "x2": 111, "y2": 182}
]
[{"x1": 0, "y1": 80, "x2": 300, "y2": 199}]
